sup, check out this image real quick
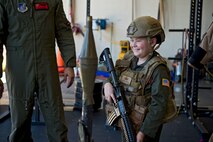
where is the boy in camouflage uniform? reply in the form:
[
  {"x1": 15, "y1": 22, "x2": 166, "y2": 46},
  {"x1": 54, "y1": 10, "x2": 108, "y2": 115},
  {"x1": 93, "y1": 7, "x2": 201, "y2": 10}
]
[{"x1": 104, "y1": 16, "x2": 172, "y2": 142}]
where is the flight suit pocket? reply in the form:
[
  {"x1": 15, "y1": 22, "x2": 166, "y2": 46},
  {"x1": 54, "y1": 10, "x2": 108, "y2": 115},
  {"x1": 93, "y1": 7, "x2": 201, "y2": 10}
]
[
  {"x1": 6, "y1": 46, "x2": 23, "y2": 51},
  {"x1": 6, "y1": 46, "x2": 26, "y2": 62}
]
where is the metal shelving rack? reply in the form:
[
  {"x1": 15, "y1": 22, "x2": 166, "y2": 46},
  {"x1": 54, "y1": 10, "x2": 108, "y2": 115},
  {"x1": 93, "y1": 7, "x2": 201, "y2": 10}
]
[{"x1": 185, "y1": 0, "x2": 212, "y2": 141}]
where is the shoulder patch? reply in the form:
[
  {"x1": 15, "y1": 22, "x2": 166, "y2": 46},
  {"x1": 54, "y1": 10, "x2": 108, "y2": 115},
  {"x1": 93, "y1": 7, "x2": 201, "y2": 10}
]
[{"x1": 162, "y1": 78, "x2": 170, "y2": 87}]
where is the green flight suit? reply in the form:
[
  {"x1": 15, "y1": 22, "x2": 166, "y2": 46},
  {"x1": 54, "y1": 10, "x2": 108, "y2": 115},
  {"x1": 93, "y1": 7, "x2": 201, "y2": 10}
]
[{"x1": 0, "y1": 0, "x2": 76, "y2": 141}]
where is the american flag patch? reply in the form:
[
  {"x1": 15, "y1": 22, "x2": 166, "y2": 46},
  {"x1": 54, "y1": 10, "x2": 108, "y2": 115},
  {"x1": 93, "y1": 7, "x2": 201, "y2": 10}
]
[{"x1": 162, "y1": 78, "x2": 170, "y2": 87}]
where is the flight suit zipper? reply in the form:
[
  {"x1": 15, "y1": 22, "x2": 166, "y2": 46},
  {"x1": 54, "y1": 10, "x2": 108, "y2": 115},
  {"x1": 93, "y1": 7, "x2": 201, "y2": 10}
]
[
  {"x1": 30, "y1": 0, "x2": 39, "y2": 88},
  {"x1": 22, "y1": 0, "x2": 38, "y2": 110}
]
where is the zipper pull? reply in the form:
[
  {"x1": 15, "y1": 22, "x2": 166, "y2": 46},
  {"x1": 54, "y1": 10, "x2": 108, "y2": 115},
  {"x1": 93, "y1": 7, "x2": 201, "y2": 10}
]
[{"x1": 30, "y1": 0, "x2": 34, "y2": 17}]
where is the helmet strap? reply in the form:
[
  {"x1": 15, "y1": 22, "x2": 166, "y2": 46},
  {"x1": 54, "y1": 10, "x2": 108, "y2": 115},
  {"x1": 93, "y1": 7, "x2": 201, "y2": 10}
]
[{"x1": 154, "y1": 43, "x2": 161, "y2": 50}]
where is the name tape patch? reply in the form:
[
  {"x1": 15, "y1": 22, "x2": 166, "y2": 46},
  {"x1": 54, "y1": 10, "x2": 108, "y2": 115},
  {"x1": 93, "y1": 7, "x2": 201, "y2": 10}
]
[{"x1": 34, "y1": 2, "x2": 49, "y2": 10}]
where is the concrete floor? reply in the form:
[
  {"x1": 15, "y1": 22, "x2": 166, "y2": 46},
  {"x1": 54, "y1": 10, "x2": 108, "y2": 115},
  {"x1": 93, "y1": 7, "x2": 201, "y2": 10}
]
[{"x1": 0, "y1": 77, "x2": 213, "y2": 142}]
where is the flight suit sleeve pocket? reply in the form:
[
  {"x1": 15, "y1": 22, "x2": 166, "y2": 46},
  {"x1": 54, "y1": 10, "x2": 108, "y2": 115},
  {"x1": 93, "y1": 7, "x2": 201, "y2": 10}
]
[{"x1": 6, "y1": 46, "x2": 21, "y2": 51}]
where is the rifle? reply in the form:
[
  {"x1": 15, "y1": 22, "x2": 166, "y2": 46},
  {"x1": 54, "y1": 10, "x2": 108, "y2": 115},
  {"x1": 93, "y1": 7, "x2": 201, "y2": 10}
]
[{"x1": 99, "y1": 48, "x2": 135, "y2": 142}]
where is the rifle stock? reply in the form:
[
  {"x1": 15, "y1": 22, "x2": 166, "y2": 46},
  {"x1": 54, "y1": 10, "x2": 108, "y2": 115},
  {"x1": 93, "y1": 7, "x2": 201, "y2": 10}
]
[{"x1": 100, "y1": 48, "x2": 135, "y2": 142}]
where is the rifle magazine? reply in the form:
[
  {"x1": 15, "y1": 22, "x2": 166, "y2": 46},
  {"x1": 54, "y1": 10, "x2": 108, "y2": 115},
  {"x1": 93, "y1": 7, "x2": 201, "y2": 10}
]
[{"x1": 105, "y1": 104, "x2": 120, "y2": 126}]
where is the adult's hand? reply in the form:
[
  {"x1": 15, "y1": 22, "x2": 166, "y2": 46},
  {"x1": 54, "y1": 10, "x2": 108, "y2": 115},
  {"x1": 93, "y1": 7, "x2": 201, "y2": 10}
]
[
  {"x1": 104, "y1": 82, "x2": 116, "y2": 103},
  {"x1": 64, "y1": 67, "x2": 75, "y2": 88}
]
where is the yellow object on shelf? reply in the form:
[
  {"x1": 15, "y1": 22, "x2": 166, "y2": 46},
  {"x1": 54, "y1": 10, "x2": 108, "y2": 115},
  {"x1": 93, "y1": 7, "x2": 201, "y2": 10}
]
[{"x1": 118, "y1": 40, "x2": 131, "y2": 59}]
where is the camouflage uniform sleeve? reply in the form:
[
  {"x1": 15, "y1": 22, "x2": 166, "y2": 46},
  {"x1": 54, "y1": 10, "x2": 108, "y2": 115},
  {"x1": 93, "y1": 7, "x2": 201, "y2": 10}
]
[
  {"x1": 0, "y1": 1, "x2": 6, "y2": 78},
  {"x1": 200, "y1": 22, "x2": 213, "y2": 64},
  {"x1": 140, "y1": 65, "x2": 170, "y2": 138},
  {"x1": 55, "y1": 0, "x2": 76, "y2": 67}
]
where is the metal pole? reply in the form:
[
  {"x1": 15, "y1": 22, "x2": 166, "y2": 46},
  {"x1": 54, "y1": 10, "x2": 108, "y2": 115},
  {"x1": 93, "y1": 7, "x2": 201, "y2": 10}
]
[{"x1": 185, "y1": 0, "x2": 196, "y2": 114}]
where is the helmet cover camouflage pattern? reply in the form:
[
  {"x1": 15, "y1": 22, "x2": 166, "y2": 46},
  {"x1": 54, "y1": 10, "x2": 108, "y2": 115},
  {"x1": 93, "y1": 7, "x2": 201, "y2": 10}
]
[{"x1": 127, "y1": 16, "x2": 165, "y2": 43}]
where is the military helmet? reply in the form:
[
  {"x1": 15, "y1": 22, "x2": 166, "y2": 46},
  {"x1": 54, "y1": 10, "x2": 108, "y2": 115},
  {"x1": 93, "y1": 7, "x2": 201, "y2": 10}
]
[{"x1": 127, "y1": 16, "x2": 165, "y2": 43}]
